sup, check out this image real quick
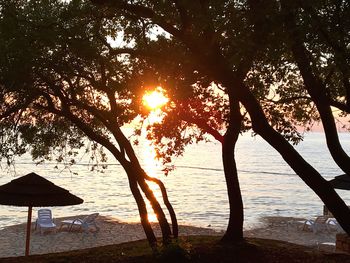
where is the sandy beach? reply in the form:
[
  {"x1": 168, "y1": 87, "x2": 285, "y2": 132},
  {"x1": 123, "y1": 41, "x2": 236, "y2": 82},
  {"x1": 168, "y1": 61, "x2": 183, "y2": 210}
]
[
  {"x1": 244, "y1": 216, "x2": 340, "y2": 249},
  {"x1": 0, "y1": 215, "x2": 342, "y2": 258}
]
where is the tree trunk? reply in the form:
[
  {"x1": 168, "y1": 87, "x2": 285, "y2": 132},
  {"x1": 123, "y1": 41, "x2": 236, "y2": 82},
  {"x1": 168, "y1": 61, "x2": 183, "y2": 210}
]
[
  {"x1": 235, "y1": 84, "x2": 350, "y2": 235},
  {"x1": 56, "y1": 110, "x2": 161, "y2": 247},
  {"x1": 314, "y1": 100, "x2": 350, "y2": 175},
  {"x1": 221, "y1": 99, "x2": 244, "y2": 243},
  {"x1": 143, "y1": 171, "x2": 179, "y2": 238},
  {"x1": 192, "y1": 43, "x2": 350, "y2": 235},
  {"x1": 112, "y1": 127, "x2": 175, "y2": 244},
  {"x1": 127, "y1": 173, "x2": 157, "y2": 247},
  {"x1": 134, "y1": 168, "x2": 172, "y2": 244}
]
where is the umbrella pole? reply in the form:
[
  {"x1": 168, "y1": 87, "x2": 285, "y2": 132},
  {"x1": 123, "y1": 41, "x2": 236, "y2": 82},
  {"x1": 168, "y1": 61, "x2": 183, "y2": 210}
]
[{"x1": 25, "y1": 206, "x2": 32, "y2": 256}]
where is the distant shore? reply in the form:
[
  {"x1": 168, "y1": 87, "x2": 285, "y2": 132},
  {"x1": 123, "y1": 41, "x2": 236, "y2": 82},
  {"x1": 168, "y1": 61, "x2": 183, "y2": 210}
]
[{"x1": 0, "y1": 215, "x2": 341, "y2": 258}]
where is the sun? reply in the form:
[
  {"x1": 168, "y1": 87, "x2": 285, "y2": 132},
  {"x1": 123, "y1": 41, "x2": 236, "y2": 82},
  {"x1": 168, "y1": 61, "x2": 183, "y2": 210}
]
[{"x1": 142, "y1": 87, "x2": 169, "y2": 110}]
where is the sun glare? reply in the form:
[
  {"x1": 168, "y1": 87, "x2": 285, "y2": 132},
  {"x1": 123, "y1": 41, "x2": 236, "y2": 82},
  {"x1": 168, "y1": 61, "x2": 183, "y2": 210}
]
[{"x1": 142, "y1": 87, "x2": 169, "y2": 110}]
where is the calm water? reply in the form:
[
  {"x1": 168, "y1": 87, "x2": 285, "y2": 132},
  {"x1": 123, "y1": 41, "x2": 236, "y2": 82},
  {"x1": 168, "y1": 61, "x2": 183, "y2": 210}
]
[{"x1": 0, "y1": 132, "x2": 350, "y2": 231}]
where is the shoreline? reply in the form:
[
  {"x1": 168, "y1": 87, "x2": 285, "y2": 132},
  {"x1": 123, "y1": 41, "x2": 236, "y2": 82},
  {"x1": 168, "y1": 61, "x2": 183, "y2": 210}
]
[
  {"x1": 0, "y1": 215, "x2": 219, "y2": 258},
  {"x1": 244, "y1": 216, "x2": 340, "y2": 248},
  {"x1": 0, "y1": 215, "x2": 341, "y2": 258}
]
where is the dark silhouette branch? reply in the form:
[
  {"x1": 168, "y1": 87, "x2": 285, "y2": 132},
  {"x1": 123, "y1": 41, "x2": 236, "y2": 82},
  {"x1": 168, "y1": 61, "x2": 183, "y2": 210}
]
[{"x1": 179, "y1": 113, "x2": 224, "y2": 143}]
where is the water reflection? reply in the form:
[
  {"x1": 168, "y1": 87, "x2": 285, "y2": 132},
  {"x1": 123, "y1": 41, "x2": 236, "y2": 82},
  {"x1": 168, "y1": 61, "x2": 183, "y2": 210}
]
[
  {"x1": 0, "y1": 133, "x2": 350, "y2": 231},
  {"x1": 141, "y1": 142, "x2": 161, "y2": 179},
  {"x1": 140, "y1": 141, "x2": 164, "y2": 222}
]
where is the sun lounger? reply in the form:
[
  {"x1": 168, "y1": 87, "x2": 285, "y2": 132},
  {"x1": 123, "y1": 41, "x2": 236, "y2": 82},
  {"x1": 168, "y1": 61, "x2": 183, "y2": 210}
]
[
  {"x1": 302, "y1": 215, "x2": 329, "y2": 233},
  {"x1": 59, "y1": 213, "x2": 99, "y2": 232},
  {"x1": 35, "y1": 209, "x2": 57, "y2": 234},
  {"x1": 326, "y1": 218, "x2": 343, "y2": 232}
]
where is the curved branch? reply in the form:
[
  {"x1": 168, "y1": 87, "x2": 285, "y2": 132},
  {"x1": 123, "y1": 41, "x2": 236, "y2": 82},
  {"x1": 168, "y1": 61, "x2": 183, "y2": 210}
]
[
  {"x1": 38, "y1": 94, "x2": 159, "y2": 246},
  {"x1": 180, "y1": 113, "x2": 224, "y2": 143}
]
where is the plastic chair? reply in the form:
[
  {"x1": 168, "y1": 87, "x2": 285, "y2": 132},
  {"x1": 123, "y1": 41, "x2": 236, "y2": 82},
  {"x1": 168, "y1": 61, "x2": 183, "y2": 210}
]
[
  {"x1": 302, "y1": 215, "x2": 328, "y2": 233},
  {"x1": 326, "y1": 218, "x2": 343, "y2": 232},
  {"x1": 59, "y1": 213, "x2": 100, "y2": 232},
  {"x1": 35, "y1": 209, "x2": 57, "y2": 234}
]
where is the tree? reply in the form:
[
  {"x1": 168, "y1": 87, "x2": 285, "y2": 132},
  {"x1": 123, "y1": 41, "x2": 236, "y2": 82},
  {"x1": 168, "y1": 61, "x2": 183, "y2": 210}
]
[
  {"x1": 0, "y1": 0, "x2": 178, "y2": 247},
  {"x1": 140, "y1": 69, "x2": 246, "y2": 242},
  {"x1": 121, "y1": 22, "x2": 250, "y2": 242},
  {"x1": 112, "y1": 2, "x2": 306, "y2": 243},
  {"x1": 280, "y1": 0, "x2": 350, "y2": 175},
  {"x1": 92, "y1": 0, "x2": 350, "y2": 236}
]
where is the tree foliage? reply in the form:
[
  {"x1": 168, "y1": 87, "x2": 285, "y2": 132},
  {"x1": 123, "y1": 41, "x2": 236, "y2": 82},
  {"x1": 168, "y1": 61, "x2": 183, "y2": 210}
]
[
  {"x1": 116, "y1": 0, "x2": 350, "y2": 168},
  {"x1": 91, "y1": 0, "x2": 350, "y2": 236},
  {"x1": 0, "y1": 0, "x2": 178, "y2": 246}
]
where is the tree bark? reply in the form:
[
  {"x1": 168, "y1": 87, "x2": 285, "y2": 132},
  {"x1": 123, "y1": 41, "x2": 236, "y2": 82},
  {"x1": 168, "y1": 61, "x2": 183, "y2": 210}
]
[{"x1": 221, "y1": 99, "x2": 244, "y2": 243}]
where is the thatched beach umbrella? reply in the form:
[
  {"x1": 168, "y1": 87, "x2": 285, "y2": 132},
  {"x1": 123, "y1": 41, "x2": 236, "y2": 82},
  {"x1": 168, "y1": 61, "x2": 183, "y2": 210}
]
[
  {"x1": 329, "y1": 174, "x2": 350, "y2": 190},
  {"x1": 0, "y1": 172, "x2": 83, "y2": 256}
]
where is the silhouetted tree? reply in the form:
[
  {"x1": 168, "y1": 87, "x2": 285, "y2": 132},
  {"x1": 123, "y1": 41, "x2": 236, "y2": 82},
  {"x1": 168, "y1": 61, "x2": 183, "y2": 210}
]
[
  {"x1": 0, "y1": 0, "x2": 178, "y2": 247},
  {"x1": 92, "y1": 0, "x2": 350, "y2": 236}
]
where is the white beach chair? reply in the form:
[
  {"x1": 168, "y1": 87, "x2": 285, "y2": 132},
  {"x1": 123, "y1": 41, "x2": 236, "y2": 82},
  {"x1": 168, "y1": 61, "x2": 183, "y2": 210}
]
[
  {"x1": 59, "y1": 213, "x2": 100, "y2": 232},
  {"x1": 302, "y1": 216, "x2": 328, "y2": 233},
  {"x1": 35, "y1": 209, "x2": 57, "y2": 234},
  {"x1": 326, "y1": 218, "x2": 343, "y2": 232}
]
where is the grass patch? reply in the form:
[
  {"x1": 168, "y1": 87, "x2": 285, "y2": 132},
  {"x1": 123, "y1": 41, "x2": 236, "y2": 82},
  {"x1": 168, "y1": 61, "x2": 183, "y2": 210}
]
[{"x1": 0, "y1": 236, "x2": 349, "y2": 263}]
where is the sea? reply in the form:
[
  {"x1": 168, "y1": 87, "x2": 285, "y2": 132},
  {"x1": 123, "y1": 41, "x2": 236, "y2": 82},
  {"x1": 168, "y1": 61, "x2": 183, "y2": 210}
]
[{"x1": 0, "y1": 132, "x2": 350, "y2": 231}]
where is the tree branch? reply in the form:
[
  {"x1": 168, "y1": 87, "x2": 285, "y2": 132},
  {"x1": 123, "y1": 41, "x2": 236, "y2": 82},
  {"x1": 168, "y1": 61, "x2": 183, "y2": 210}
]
[
  {"x1": 91, "y1": 0, "x2": 182, "y2": 38},
  {"x1": 179, "y1": 112, "x2": 224, "y2": 143},
  {"x1": 268, "y1": 95, "x2": 312, "y2": 104},
  {"x1": 37, "y1": 94, "x2": 128, "y2": 166},
  {"x1": 329, "y1": 99, "x2": 350, "y2": 114}
]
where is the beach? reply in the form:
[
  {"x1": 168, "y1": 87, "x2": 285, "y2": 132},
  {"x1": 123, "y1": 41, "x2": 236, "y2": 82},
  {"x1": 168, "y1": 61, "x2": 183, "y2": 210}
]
[
  {"x1": 0, "y1": 215, "x2": 342, "y2": 258},
  {"x1": 0, "y1": 215, "x2": 219, "y2": 258}
]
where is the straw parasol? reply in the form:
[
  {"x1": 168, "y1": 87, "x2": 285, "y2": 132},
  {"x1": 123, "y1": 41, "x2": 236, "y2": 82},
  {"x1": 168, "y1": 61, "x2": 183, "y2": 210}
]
[
  {"x1": 329, "y1": 174, "x2": 350, "y2": 190},
  {"x1": 0, "y1": 172, "x2": 83, "y2": 256}
]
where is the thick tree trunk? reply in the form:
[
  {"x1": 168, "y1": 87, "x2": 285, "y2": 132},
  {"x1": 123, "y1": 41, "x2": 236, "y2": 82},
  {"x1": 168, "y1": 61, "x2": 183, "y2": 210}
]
[
  {"x1": 235, "y1": 84, "x2": 350, "y2": 235},
  {"x1": 189, "y1": 41, "x2": 350, "y2": 235},
  {"x1": 281, "y1": 0, "x2": 350, "y2": 175},
  {"x1": 221, "y1": 99, "x2": 244, "y2": 243}
]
